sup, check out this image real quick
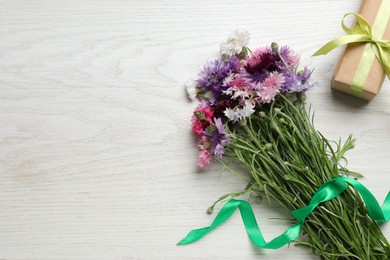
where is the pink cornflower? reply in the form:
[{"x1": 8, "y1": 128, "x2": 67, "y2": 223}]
[
  {"x1": 197, "y1": 146, "x2": 212, "y2": 169},
  {"x1": 202, "y1": 107, "x2": 214, "y2": 124},
  {"x1": 223, "y1": 74, "x2": 252, "y2": 100},
  {"x1": 287, "y1": 52, "x2": 300, "y2": 68},
  {"x1": 191, "y1": 115, "x2": 204, "y2": 136},
  {"x1": 242, "y1": 46, "x2": 272, "y2": 69},
  {"x1": 231, "y1": 76, "x2": 247, "y2": 90},
  {"x1": 256, "y1": 72, "x2": 285, "y2": 104}
]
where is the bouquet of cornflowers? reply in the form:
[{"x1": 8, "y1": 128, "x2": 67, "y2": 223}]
[{"x1": 181, "y1": 30, "x2": 390, "y2": 259}]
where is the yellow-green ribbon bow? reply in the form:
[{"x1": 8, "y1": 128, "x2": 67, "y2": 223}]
[{"x1": 313, "y1": 13, "x2": 390, "y2": 79}]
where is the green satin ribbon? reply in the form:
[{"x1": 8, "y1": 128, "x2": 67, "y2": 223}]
[
  {"x1": 313, "y1": 6, "x2": 390, "y2": 96},
  {"x1": 178, "y1": 177, "x2": 390, "y2": 249}
]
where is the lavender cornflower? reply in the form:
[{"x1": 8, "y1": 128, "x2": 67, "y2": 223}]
[
  {"x1": 196, "y1": 57, "x2": 240, "y2": 99},
  {"x1": 281, "y1": 67, "x2": 318, "y2": 93},
  {"x1": 206, "y1": 118, "x2": 231, "y2": 160}
]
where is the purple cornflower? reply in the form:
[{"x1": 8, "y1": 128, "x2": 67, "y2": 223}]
[
  {"x1": 206, "y1": 118, "x2": 231, "y2": 160},
  {"x1": 196, "y1": 57, "x2": 240, "y2": 99},
  {"x1": 298, "y1": 67, "x2": 312, "y2": 83},
  {"x1": 280, "y1": 70, "x2": 298, "y2": 92},
  {"x1": 281, "y1": 67, "x2": 317, "y2": 93},
  {"x1": 278, "y1": 45, "x2": 300, "y2": 69}
]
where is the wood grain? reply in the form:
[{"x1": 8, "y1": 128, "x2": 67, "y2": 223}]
[{"x1": 0, "y1": 0, "x2": 389, "y2": 259}]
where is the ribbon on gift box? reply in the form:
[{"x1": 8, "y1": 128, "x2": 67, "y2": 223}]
[
  {"x1": 313, "y1": 0, "x2": 390, "y2": 97},
  {"x1": 178, "y1": 177, "x2": 390, "y2": 249}
]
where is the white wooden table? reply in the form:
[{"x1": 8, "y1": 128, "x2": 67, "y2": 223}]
[{"x1": 0, "y1": 1, "x2": 389, "y2": 259}]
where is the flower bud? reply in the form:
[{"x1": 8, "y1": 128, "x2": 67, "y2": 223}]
[
  {"x1": 207, "y1": 124, "x2": 217, "y2": 133},
  {"x1": 271, "y1": 42, "x2": 279, "y2": 52},
  {"x1": 279, "y1": 118, "x2": 286, "y2": 124},
  {"x1": 274, "y1": 108, "x2": 281, "y2": 114},
  {"x1": 194, "y1": 111, "x2": 206, "y2": 120},
  {"x1": 298, "y1": 92, "x2": 307, "y2": 102},
  {"x1": 259, "y1": 111, "x2": 266, "y2": 117},
  {"x1": 203, "y1": 141, "x2": 211, "y2": 149},
  {"x1": 239, "y1": 119, "x2": 247, "y2": 126},
  {"x1": 265, "y1": 143, "x2": 273, "y2": 150},
  {"x1": 207, "y1": 207, "x2": 214, "y2": 214}
]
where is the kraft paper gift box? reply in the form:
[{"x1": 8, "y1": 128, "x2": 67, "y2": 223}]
[{"x1": 331, "y1": 0, "x2": 390, "y2": 101}]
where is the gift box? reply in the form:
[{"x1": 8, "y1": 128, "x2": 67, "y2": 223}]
[{"x1": 331, "y1": 0, "x2": 390, "y2": 101}]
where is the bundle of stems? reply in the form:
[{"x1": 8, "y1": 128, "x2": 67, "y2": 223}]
[{"x1": 221, "y1": 94, "x2": 390, "y2": 259}]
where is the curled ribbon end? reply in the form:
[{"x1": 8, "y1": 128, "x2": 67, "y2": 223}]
[
  {"x1": 178, "y1": 177, "x2": 389, "y2": 250},
  {"x1": 177, "y1": 236, "x2": 194, "y2": 245}
]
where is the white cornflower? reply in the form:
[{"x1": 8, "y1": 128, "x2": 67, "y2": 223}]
[
  {"x1": 232, "y1": 90, "x2": 250, "y2": 100},
  {"x1": 184, "y1": 78, "x2": 197, "y2": 101},
  {"x1": 223, "y1": 87, "x2": 249, "y2": 100},
  {"x1": 239, "y1": 101, "x2": 255, "y2": 118},
  {"x1": 223, "y1": 88, "x2": 234, "y2": 96},
  {"x1": 222, "y1": 73, "x2": 235, "y2": 87},
  {"x1": 220, "y1": 29, "x2": 250, "y2": 58},
  {"x1": 224, "y1": 108, "x2": 239, "y2": 122},
  {"x1": 224, "y1": 101, "x2": 255, "y2": 122}
]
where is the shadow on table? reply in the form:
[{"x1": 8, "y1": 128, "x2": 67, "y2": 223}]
[{"x1": 330, "y1": 89, "x2": 370, "y2": 109}]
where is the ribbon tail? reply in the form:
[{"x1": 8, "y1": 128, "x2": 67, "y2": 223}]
[
  {"x1": 178, "y1": 199, "x2": 303, "y2": 249},
  {"x1": 238, "y1": 199, "x2": 302, "y2": 249},
  {"x1": 342, "y1": 178, "x2": 390, "y2": 222},
  {"x1": 313, "y1": 34, "x2": 372, "y2": 56},
  {"x1": 178, "y1": 177, "x2": 390, "y2": 249},
  {"x1": 177, "y1": 227, "x2": 210, "y2": 245},
  {"x1": 177, "y1": 199, "x2": 242, "y2": 245}
]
